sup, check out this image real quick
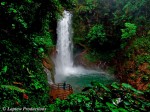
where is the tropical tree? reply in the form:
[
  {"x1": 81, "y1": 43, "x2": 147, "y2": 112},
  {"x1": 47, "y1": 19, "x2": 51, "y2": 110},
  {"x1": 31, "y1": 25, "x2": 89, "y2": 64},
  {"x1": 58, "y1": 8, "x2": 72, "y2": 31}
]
[{"x1": 0, "y1": 0, "x2": 76, "y2": 107}]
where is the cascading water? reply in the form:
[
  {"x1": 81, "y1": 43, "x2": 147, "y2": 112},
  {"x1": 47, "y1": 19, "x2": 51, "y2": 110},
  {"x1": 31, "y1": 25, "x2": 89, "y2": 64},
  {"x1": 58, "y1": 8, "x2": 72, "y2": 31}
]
[
  {"x1": 55, "y1": 10, "x2": 98, "y2": 80},
  {"x1": 55, "y1": 10, "x2": 116, "y2": 88},
  {"x1": 55, "y1": 10, "x2": 74, "y2": 78}
]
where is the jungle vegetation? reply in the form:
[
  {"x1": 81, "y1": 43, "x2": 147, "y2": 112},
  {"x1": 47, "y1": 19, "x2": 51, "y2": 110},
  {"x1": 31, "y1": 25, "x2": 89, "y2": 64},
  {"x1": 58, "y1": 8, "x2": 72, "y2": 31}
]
[{"x1": 0, "y1": 0, "x2": 150, "y2": 111}]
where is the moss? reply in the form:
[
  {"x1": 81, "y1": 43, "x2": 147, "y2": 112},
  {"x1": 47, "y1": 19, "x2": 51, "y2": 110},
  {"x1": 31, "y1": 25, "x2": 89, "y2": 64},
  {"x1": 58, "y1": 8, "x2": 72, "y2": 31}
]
[
  {"x1": 126, "y1": 36, "x2": 150, "y2": 58},
  {"x1": 84, "y1": 52, "x2": 99, "y2": 63},
  {"x1": 135, "y1": 55, "x2": 150, "y2": 65}
]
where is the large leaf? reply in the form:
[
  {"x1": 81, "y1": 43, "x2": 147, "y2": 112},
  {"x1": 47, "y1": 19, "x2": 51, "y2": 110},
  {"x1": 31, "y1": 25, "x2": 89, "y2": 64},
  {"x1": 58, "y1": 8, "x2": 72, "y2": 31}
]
[
  {"x1": 2, "y1": 66, "x2": 8, "y2": 73},
  {"x1": 118, "y1": 108, "x2": 128, "y2": 112},
  {"x1": 106, "y1": 102, "x2": 118, "y2": 112},
  {"x1": 111, "y1": 82, "x2": 120, "y2": 89},
  {"x1": 1, "y1": 85, "x2": 26, "y2": 93},
  {"x1": 98, "y1": 83, "x2": 111, "y2": 92},
  {"x1": 122, "y1": 83, "x2": 144, "y2": 95}
]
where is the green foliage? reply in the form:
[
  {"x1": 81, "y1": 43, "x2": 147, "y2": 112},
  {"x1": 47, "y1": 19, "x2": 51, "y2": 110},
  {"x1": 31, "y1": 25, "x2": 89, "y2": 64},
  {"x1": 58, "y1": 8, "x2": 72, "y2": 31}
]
[
  {"x1": 85, "y1": 50, "x2": 115, "y2": 62},
  {"x1": 84, "y1": 51, "x2": 100, "y2": 62},
  {"x1": 120, "y1": 22, "x2": 137, "y2": 49},
  {"x1": 113, "y1": 0, "x2": 150, "y2": 27},
  {"x1": 33, "y1": 32, "x2": 53, "y2": 47},
  {"x1": 1, "y1": 85, "x2": 26, "y2": 93},
  {"x1": 132, "y1": 36, "x2": 150, "y2": 53},
  {"x1": 26, "y1": 0, "x2": 33, "y2": 3},
  {"x1": 48, "y1": 82, "x2": 150, "y2": 112},
  {"x1": 1, "y1": 0, "x2": 150, "y2": 109},
  {"x1": 87, "y1": 24, "x2": 107, "y2": 45},
  {"x1": 121, "y1": 22, "x2": 137, "y2": 39},
  {"x1": 1, "y1": 1, "x2": 6, "y2": 6},
  {"x1": 0, "y1": 66, "x2": 8, "y2": 75},
  {"x1": 73, "y1": 0, "x2": 150, "y2": 56},
  {"x1": 136, "y1": 55, "x2": 150, "y2": 65},
  {"x1": 0, "y1": 0, "x2": 76, "y2": 108},
  {"x1": 0, "y1": 63, "x2": 49, "y2": 107},
  {"x1": 126, "y1": 36, "x2": 150, "y2": 63},
  {"x1": 78, "y1": 0, "x2": 97, "y2": 12}
]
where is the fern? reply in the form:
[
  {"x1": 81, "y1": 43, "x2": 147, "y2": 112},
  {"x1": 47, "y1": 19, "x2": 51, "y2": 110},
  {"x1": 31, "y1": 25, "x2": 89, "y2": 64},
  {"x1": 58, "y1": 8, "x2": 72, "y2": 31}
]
[{"x1": 1, "y1": 85, "x2": 26, "y2": 93}]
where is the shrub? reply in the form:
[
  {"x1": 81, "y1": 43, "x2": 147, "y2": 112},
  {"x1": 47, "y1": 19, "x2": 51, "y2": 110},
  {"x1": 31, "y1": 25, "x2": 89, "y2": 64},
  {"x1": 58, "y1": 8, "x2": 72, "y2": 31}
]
[
  {"x1": 48, "y1": 82, "x2": 150, "y2": 112},
  {"x1": 86, "y1": 24, "x2": 107, "y2": 46},
  {"x1": 121, "y1": 22, "x2": 137, "y2": 49},
  {"x1": 121, "y1": 22, "x2": 137, "y2": 39}
]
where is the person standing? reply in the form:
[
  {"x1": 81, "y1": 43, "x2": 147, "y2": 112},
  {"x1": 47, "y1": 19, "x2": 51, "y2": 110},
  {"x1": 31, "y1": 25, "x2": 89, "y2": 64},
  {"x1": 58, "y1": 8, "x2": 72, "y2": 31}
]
[{"x1": 63, "y1": 81, "x2": 66, "y2": 90}]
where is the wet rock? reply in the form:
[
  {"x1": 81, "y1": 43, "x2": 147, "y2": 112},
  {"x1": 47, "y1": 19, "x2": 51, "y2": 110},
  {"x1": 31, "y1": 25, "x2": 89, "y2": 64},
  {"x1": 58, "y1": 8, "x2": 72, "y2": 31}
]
[{"x1": 42, "y1": 56, "x2": 55, "y2": 83}]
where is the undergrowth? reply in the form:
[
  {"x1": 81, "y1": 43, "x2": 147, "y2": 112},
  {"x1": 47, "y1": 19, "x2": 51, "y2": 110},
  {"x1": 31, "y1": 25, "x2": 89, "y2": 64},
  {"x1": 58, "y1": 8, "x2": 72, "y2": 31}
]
[{"x1": 48, "y1": 82, "x2": 150, "y2": 112}]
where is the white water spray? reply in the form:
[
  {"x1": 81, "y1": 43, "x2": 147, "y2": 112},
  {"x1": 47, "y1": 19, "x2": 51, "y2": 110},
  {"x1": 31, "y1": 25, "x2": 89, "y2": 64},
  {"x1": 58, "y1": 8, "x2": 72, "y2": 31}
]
[
  {"x1": 55, "y1": 10, "x2": 74, "y2": 77},
  {"x1": 55, "y1": 11, "x2": 106, "y2": 83}
]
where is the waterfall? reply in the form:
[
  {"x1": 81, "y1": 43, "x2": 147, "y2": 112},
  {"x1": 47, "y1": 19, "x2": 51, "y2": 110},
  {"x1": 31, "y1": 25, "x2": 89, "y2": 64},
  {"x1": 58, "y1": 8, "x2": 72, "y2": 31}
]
[
  {"x1": 55, "y1": 10, "x2": 104, "y2": 83},
  {"x1": 44, "y1": 67, "x2": 53, "y2": 85},
  {"x1": 56, "y1": 11, "x2": 73, "y2": 68},
  {"x1": 55, "y1": 10, "x2": 73, "y2": 78}
]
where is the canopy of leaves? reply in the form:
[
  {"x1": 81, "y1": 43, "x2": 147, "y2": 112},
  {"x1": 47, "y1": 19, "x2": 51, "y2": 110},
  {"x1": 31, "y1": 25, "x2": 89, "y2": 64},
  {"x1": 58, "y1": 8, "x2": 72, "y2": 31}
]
[
  {"x1": 0, "y1": 0, "x2": 76, "y2": 108},
  {"x1": 87, "y1": 24, "x2": 106, "y2": 44},
  {"x1": 49, "y1": 82, "x2": 150, "y2": 112},
  {"x1": 121, "y1": 22, "x2": 137, "y2": 39},
  {"x1": 86, "y1": 24, "x2": 107, "y2": 51}
]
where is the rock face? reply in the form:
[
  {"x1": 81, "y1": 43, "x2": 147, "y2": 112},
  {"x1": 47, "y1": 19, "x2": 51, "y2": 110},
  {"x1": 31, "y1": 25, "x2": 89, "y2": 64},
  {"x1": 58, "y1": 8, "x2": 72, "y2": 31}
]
[
  {"x1": 114, "y1": 37, "x2": 150, "y2": 90},
  {"x1": 128, "y1": 62, "x2": 150, "y2": 90},
  {"x1": 42, "y1": 56, "x2": 55, "y2": 83},
  {"x1": 74, "y1": 49, "x2": 108, "y2": 70},
  {"x1": 116, "y1": 60, "x2": 150, "y2": 90}
]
